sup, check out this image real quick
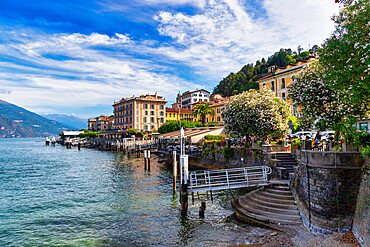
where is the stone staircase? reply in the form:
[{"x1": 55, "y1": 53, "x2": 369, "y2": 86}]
[
  {"x1": 232, "y1": 182, "x2": 301, "y2": 226},
  {"x1": 270, "y1": 152, "x2": 298, "y2": 179}
]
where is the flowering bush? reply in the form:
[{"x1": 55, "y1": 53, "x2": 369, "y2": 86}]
[
  {"x1": 289, "y1": 0, "x2": 370, "y2": 139},
  {"x1": 222, "y1": 87, "x2": 290, "y2": 139}
]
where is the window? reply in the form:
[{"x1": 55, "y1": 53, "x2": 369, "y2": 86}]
[
  {"x1": 174, "y1": 113, "x2": 176, "y2": 117},
  {"x1": 282, "y1": 92, "x2": 286, "y2": 101},
  {"x1": 160, "y1": 105, "x2": 164, "y2": 110},
  {"x1": 151, "y1": 125, "x2": 155, "y2": 130},
  {"x1": 180, "y1": 114, "x2": 183, "y2": 118},
  {"x1": 271, "y1": 81, "x2": 275, "y2": 91},
  {"x1": 204, "y1": 99, "x2": 208, "y2": 102},
  {"x1": 151, "y1": 111, "x2": 154, "y2": 116},
  {"x1": 160, "y1": 111, "x2": 164, "y2": 116},
  {"x1": 145, "y1": 111, "x2": 148, "y2": 115},
  {"x1": 281, "y1": 78, "x2": 286, "y2": 89},
  {"x1": 144, "y1": 117, "x2": 147, "y2": 123},
  {"x1": 199, "y1": 94, "x2": 202, "y2": 97},
  {"x1": 194, "y1": 98, "x2": 197, "y2": 102},
  {"x1": 160, "y1": 118, "x2": 164, "y2": 123},
  {"x1": 151, "y1": 104, "x2": 154, "y2": 109},
  {"x1": 217, "y1": 116, "x2": 221, "y2": 121},
  {"x1": 217, "y1": 108, "x2": 221, "y2": 113},
  {"x1": 144, "y1": 104, "x2": 148, "y2": 109},
  {"x1": 151, "y1": 117, "x2": 155, "y2": 123},
  {"x1": 263, "y1": 83, "x2": 266, "y2": 87},
  {"x1": 169, "y1": 113, "x2": 171, "y2": 117},
  {"x1": 144, "y1": 125, "x2": 148, "y2": 130},
  {"x1": 136, "y1": 110, "x2": 139, "y2": 115},
  {"x1": 185, "y1": 114, "x2": 188, "y2": 117},
  {"x1": 136, "y1": 117, "x2": 139, "y2": 122}
]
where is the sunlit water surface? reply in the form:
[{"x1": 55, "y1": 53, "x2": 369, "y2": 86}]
[{"x1": 0, "y1": 138, "x2": 268, "y2": 246}]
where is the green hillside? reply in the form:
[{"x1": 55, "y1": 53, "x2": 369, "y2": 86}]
[
  {"x1": 0, "y1": 99, "x2": 70, "y2": 137},
  {"x1": 213, "y1": 47, "x2": 316, "y2": 96}
]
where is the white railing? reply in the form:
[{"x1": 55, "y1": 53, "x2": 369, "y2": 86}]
[{"x1": 188, "y1": 166, "x2": 272, "y2": 192}]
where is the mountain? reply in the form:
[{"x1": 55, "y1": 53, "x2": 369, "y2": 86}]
[
  {"x1": 0, "y1": 99, "x2": 70, "y2": 138},
  {"x1": 44, "y1": 114, "x2": 87, "y2": 130},
  {"x1": 213, "y1": 47, "x2": 317, "y2": 96}
]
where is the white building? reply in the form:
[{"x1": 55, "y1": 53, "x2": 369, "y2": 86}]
[{"x1": 176, "y1": 89, "x2": 210, "y2": 109}]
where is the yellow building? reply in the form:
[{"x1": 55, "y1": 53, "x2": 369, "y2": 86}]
[
  {"x1": 256, "y1": 57, "x2": 316, "y2": 116},
  {"x1": 165, "y1": 108, "x2": 199, "y2": 122}
]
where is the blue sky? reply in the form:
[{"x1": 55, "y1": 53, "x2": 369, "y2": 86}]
[{"x1": 0, "y1": 0, "x2": 339, "y2": 119}]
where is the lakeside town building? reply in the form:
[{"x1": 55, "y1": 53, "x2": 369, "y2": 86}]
[
  {"x1": 88, "y1": 115, "x2": 113, "y2": 132},
  {"x1": 175, "y1": 89, "x2": 210, "y2": 109},
  {"x1": 256, "y1": 57, "x2": 317, "y2": 116},
  {"x1": 165, "y1": 108, "x2": 198, "y2": 122},
  {"x1": 113, "y1": 93, "x2": 166, "y2": 132}
]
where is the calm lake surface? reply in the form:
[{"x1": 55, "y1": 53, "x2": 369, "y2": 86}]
[{"x1": 0, "y1": 138, "x2": 268, "y2": 246}]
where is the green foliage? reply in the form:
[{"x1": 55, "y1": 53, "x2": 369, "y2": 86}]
[
  {"x1": 222, "y1": 147, "x2": 234, "y2": 161},
  {"x1": 360, "y1": 145, "x2": 370, "y2": 157},
  {"x1": 213, "y1": 47, "x2": 315, "y2": 96},
  {"x1": 291, "y1": 139, "x2": 302, "y2": 149},
  {"x1": 288, "y1": 115, "x2": 299, "y2": 132},
  {"x1": 126, "y1": 128, "x2": 138, "y2": 134},
  {"x1": 193, "y1": 104, "x2": 215, "y2": 126},
  {"x1": 158, "y1": 120, "x2": 202, "y2": 134},
  {"x1": 79, "y1": 131, "x2": 100, "y2": 138},
  {"x1": 204, "y1": 135, "x2": 224, "y2": 140},
  {"x1": 205, "y1": 122, "x2": 219, "y2": 127}
]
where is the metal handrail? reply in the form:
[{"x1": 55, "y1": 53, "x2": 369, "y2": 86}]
[{"x1": 187, "y1": 166, "x2": 272, "y2": 192}]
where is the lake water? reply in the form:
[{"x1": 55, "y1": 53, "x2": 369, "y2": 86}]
[{"x1": 0, "y1": 138, "x2": 268, "y2": 246}]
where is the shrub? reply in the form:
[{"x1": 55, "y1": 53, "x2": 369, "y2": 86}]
[
  {"x1": 204, "y1": 135, "x2": 224, "y2": 141},
  {"x1": 222, "y1": 147, "x2": 234, "y2": 161},
  {"x1": 158, "y1": 120, "x2": 203, "y2": 134}
]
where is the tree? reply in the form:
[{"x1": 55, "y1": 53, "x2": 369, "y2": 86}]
[
  {"x1": 288, "y1": 115, "x2": 299, "y2": 132},
  {"x1": 193, "y1": 104, "x2": 215, "y2": 126},
  {"x1": 158, "y1": 120, "x2": 202, "y2": 134},
  {"x1": 289, "y1": 0, "x2": 370, "y2": 140},
  {"x1": 222, "y1": 87, "x2": 290, "y2": 139},
  {"x1": 320, "y1": 0, "x2": 369, "y2": 116}
]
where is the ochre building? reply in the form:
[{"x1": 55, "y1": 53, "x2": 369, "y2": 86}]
[
  {"x1": 113, "y1": 93, "x2": 166, "y2": 132},
  {"x1": 257, "y1": 57, "x2": 316, "y2": 116}
]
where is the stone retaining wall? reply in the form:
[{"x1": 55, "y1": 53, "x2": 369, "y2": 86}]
[
  {"x1": 353, "y1": 157, "x2": 369, "y2": 246},
  {"x1": 291, "y1": 151, "x2": 364, "y2": 235}
]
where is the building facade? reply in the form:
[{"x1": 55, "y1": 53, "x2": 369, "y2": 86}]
[
  {"x1": 113, "y1": 93, "x2": 166, "y2": 132},
  {"x1": 165, "y1": 108, "x2": 198, "y2": 122},
  {"x1": 176, "y1": 89, "x2": 210, "y2": 109},
  {"x1": 256, "y1": 57, "x2": 316, "y2": 116}
]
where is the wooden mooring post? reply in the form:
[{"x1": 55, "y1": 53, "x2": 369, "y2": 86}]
[{"x1": 199, "y1": 201, "x2": 206, "y2": 218}]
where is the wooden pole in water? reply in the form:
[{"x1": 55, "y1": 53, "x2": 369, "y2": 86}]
[
  {"x1": 173, "y1": 151, "x2": 177, "y2": 194},
  {"x1": 199, "y1": 201, "x2": 206, "y2": 218},
  {"x1": 147, "y1": 150, "x2": 151, "y2": 171}
]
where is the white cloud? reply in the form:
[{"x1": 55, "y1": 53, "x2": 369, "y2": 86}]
[{"x1": 0, "y1": 0, "x2": 340, "y2": 117}]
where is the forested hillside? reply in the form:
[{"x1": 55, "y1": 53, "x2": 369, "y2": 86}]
[{"x1": 213, "y1": 46, "x2": 317, "y2": 96}]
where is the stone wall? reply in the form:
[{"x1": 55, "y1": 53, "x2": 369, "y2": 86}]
[
  {"x1": 353, "y1": 157, "x2": 369, "y2": 246},
  {"x1": 291, "y1": 151, "x2": 364, "y2": 235}
]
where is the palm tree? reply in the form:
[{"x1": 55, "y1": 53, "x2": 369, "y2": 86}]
[{"x1": 193, "y1": 104, "x2": 215, "y2": 126}]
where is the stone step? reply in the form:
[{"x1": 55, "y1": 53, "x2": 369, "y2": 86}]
[
  {"x1": 253, "y1": 192, "x2": 296, "y2": 205},
  {"x1": 271, "y1": 185, "x2": 291, "y2": 191},
  {"x1": 258, "y1": 190, "x2": 295, "y2": 200},
  {"x1": 265, "y1": 188, "x2": 292, "y2": 195},
  {"x1": 234, "y1": 199, "x2": 301, "y2": 224},
  {"x1": 240, "y1": 195, "x2": 299, "y2": 215},
  {"x1": 248, "y1": 193, "x2": 298, "y2": 210}
]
